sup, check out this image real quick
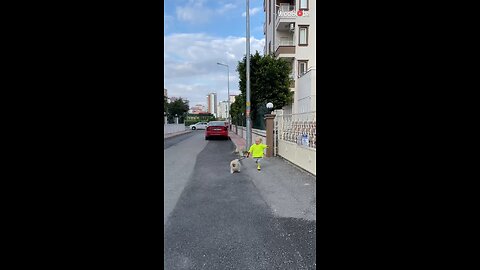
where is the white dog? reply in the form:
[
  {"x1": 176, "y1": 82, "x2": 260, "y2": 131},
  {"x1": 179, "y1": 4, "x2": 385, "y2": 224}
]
[{"x1": 230, "y1": 159, "x2": 241, "y2": 174}]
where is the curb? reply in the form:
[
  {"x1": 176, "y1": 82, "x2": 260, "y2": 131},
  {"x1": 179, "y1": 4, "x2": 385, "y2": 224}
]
[
  {"x1": 164, "y1": 130, "x2": 192, "y2": 139},
  {"x1": 229, "y1": 134, "x2": 247, "y2": 154}
]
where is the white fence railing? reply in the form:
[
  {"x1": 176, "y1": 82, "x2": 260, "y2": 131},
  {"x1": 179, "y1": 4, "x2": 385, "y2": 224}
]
[
  {"x1": 274, "y1": 110, "x2": 316, "y2": 175},
  {"x1": 276, "y1": 111, "x2": 316, "y2": 149}
]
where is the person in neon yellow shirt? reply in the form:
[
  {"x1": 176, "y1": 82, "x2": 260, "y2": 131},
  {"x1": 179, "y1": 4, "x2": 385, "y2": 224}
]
[{"x1": 246, "y1": 137, "x2": 268, "y2": 171}]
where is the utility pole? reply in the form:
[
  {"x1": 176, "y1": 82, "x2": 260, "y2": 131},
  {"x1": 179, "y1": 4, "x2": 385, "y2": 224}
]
[{"x1": 246, "y1": 0, "x2": 252, "y2": 147}]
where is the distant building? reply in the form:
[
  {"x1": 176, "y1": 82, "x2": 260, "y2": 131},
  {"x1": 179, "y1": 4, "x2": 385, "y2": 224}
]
[
  {"x1": 217, "y1": 101, "x2": 229, "y2": 120},
  {"x1": 206, "y1": 92, "x2": 217, "y2": 117},
  {"x1": 190, "y1": 104, "x2": 206, "y2": 114},
  {"x1": 229, "y1": 95, "x2": 236, "y2": 104}
]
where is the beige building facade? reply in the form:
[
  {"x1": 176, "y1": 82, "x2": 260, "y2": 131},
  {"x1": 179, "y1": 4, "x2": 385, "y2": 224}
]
[{"x1": 264, "y1": 0, "x2": 316, "y2": 114}]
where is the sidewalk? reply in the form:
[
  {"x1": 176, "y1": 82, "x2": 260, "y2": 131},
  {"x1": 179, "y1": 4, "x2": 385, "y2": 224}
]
[
  {"x1": 229, "y1": 130, "x2": 316, "y2": 220},
  {"x1": 229, "y1": 131, "x2": 247, "y2": 152},
  {"x1": 164, "y1": 129, "x2": 192, "y2": 139}
]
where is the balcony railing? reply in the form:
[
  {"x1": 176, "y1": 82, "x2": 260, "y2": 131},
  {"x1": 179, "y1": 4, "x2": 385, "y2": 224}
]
[
  {"x1": 275, "y1": 38, "x2": 295, "y2": 56},
  {"x1": 278, "y1": 4, "x2": 295, "y2": 13},
  {"x1": 275, "y1": 4, "x2": 296, "y2": 29},
  {"x1": 276, "y1": 38, "x2": 294, "y2": 46}
]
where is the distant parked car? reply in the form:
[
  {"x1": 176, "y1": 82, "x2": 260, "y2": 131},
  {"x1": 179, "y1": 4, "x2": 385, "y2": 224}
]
[
  {"x1": 205, "y1": 121, "x2": 229, "y2": 140},
  {"x1": 189, "y1": 122, "x2": 208, "y2": 130}
]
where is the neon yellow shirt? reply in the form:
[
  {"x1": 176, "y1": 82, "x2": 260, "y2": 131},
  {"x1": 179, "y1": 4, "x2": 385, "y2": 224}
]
[{"x1": 249, "y1": 143, "x2": 268, "y2": 158}]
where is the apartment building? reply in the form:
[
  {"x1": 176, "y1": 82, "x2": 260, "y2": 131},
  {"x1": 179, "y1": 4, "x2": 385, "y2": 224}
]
[
  {"x1": 264, "y1": 0, "x2": 316, "y2": 114},
  {"x1": 217, "y1": 101, "x2": 229, "y2": 120},
  {"x1": 206, "y1": 92, "x2": 218, "y2": 117}
]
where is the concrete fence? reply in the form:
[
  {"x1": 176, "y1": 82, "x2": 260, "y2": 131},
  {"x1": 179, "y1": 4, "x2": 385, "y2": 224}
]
[
  {"x1": 231, "y1": 125, "x2": 266, "y2": 148},
  {"x1": 274, "y1": 110, "x2": 316, "y2": 176},
  {"x1": 164, "y1": 124, "x2": 186, "y2": 135}
]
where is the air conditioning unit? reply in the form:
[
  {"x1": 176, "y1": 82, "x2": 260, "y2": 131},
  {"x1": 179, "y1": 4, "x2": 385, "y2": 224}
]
[{"x1": 289, "y1": 23, "x2": 295, "y2": 32}]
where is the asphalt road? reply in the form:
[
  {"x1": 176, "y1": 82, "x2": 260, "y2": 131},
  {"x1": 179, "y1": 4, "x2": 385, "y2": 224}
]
[
  {"x1": 164, "y1": 131, "x2": 198, "y2": 149},
  {"x1": 164, "y1": 131, "x2": 316, "y2": 269}
]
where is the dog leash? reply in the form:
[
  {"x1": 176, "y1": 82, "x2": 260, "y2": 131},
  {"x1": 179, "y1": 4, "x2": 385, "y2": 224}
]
[{"x1": 238, "y1": 156, "x2": 247, "y2": 161}]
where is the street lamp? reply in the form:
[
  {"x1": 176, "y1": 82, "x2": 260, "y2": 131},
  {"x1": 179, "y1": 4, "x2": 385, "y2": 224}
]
[
  {"x1": 216, "y1": 62, "x2": 230, "y2": 128},
  {"x1": 266, "y1": 102, "x2": 273, "y2": 112}
]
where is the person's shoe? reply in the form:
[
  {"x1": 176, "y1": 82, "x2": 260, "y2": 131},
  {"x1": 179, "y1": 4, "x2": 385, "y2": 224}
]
[{"x1": 257, "y1": 165, "x2": 261, "y2": 171}]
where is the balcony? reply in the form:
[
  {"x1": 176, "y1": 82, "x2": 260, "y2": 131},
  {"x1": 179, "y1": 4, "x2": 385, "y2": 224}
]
[
  {"x1": 275, "y1": 4, "x2": 296, "y2": 30},
  {"x1": 275, "y1": 37, "x2": 295, "y2": 57}
]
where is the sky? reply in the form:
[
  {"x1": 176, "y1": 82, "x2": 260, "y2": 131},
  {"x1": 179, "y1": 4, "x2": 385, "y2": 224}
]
[{"x1": 164, "y1": 0, "x2": 266, "y2": 108}]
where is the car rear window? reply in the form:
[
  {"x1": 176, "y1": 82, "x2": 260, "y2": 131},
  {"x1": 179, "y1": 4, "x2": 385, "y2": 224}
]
[{"x1": 208, "y1": 122, "x2": 226, "y2": 126}]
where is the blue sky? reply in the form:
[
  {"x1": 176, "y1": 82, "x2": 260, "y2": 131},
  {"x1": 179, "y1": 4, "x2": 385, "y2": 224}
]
[{"x1": 164, "y1": 0, "x2": 266, "y2": 108}]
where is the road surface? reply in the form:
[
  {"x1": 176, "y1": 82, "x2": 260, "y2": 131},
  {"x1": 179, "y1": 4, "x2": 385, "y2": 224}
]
[{"x1": 164, "y1": 131, "x2": 316, "y2": 269}]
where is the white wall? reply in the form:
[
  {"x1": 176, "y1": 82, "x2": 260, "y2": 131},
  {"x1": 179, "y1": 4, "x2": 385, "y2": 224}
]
[
  {"x1": 297, "y1": 68, "x2": 316, "y2": 113},
  {"x1": 164, "y1": 124, "x2": 186, "y2": 135},
  {"x1": 278, "y1": 140, "x2": 316, "y2": 175}
]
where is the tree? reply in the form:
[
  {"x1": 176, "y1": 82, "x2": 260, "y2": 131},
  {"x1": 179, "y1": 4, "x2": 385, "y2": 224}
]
[
  {"x1": 232, "y1": 51, "x2": 293, "y2": 128},
  {"x1": 166, "y1": 97, "x2": 189, "y2": 123},
  {"x1": 164, "y1": 96, "x2": 168, "y2": 115}
]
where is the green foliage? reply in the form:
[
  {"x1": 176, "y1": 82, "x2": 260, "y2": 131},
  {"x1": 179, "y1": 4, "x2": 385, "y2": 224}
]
[
  {"x1": 231, "y1": 51, "x2": 293, "y2": 128},
  {"x1": 163, "y1": 96, "x2": 168, "y2": 114},
  {"x1": 184, "y1": 113, "x2": 216, "y2": 126},
  {"x1": 166, "y1": 98, "x2": 189, "y2": 123}
]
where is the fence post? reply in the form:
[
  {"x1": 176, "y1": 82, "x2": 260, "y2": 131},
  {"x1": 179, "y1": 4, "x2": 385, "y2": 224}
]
[
  {"x1": 275, "y1": 110, "x2": 284, "y2": 156},
  {"x1": 264, "y1": 114, "x2": 276, "y2": 157}
]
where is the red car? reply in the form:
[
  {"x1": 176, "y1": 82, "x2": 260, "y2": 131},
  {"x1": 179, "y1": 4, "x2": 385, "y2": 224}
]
[{"x1": 205, "y1": 121, "x2": 229, "y2": 140}]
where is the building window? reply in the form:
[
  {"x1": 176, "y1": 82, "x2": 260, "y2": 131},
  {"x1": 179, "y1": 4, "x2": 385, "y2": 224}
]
[
  {"x1": 298, "y1": 60, "x2": 308, "y2": 77},
  {"x1": 299, "y1": 26, "x2": 308, "y2": 46},
  {"x1": 300, "y1": 0, "x2": 309, "y2": 10}
]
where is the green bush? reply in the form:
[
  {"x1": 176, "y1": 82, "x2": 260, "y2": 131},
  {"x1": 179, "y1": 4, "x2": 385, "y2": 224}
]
[{"x1": 184, "y1": 120, "x2": 199, "y2": 126}]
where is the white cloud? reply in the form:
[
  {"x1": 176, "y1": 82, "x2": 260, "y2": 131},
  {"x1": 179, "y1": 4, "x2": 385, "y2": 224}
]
[
  {"x1": 164, "y1": 14, "x2": 174, "y2": 30},
  {"x1": 242, "y1": 7, "x2": 262, "y2": 17},
  {"x1": 176, "y1": 0, "x2": 212, "y2": 23},
  {"x1": 217, "y1": 3, "x2": 236, "y2": 14},
  {"x1": 164, "y1": 33, "x2": 265, "y2": 106}
]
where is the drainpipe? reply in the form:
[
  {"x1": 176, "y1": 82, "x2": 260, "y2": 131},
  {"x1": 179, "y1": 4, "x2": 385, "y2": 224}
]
[{"x1": 273, "y1": 2, "x2": 275, "y2": 56}]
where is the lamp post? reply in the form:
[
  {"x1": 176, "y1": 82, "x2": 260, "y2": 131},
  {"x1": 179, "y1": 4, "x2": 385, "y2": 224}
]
[
  {"x1": 245, "y1": 0, "x2": 252, "y2": 147},
  {"x1": 216, "y1": 62, "x2": 230, "y2": 128},
  {"x1": 265, "y1": 102, "x2": 275, "y2": 157}
]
